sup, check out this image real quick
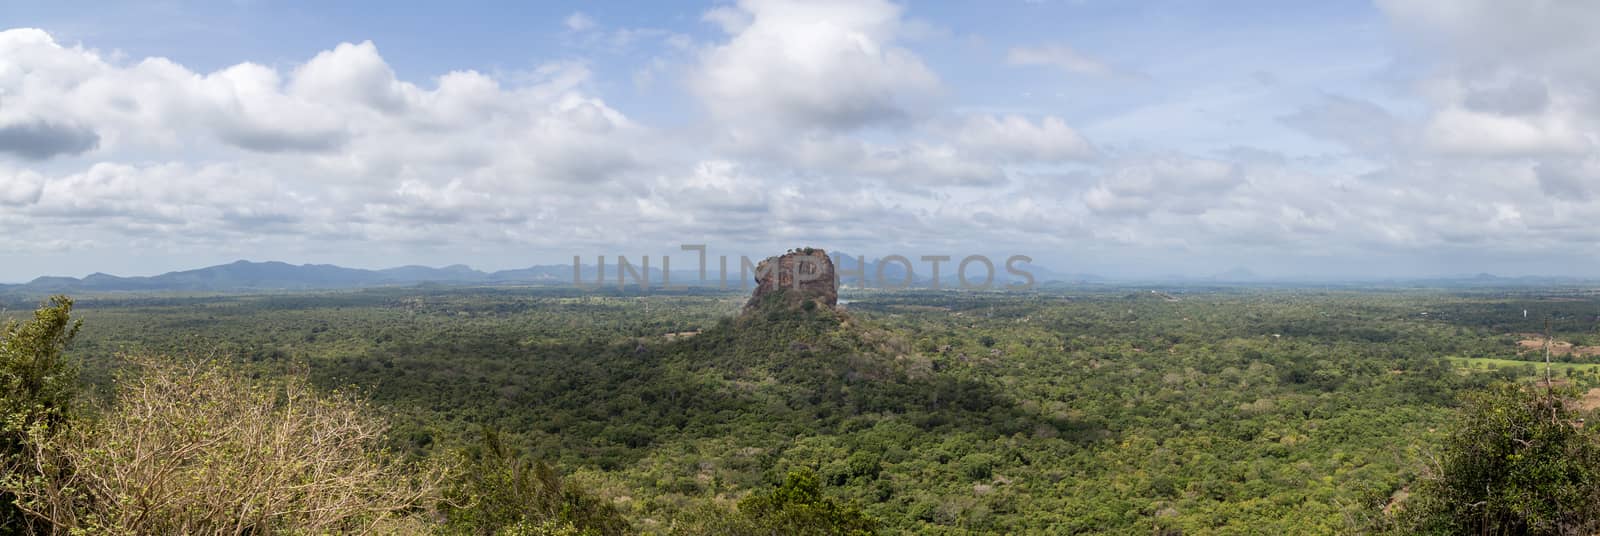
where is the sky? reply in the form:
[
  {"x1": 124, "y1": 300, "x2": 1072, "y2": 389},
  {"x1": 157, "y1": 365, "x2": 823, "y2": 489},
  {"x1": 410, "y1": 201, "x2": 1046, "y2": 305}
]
[{"x1": 1, "y1": 0, "x2": 1599, "y2": 282}]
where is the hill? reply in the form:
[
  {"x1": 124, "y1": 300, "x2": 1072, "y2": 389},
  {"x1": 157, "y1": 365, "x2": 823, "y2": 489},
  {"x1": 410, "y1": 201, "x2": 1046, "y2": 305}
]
[
  {"x1": 0, "y1": 260, "x2": 595, "y2": 293},
  {"x1": 0, "y1": 254, "x2": 1078, "y2": 295}
]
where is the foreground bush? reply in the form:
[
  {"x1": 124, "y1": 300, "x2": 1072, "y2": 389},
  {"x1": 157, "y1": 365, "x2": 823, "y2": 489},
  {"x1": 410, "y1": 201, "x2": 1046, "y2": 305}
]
[
  {"x1": 0, "y1": 295, "x2": 79, "y2": 532},
  {"x1": 1396, "y1": 384, "x2": 1600, "y2": 535},
  {"x1": 2, "y1": 357, "x2": 445, "y2": 535},
  {"x1": 662, "y1": 469, "x2": 879, "y2": 535},
  {"x1": 440, "y1": 428, "x2": 631, "y2": 535},
  {"x1": 733, "y1": 469, "x2": 879, "y2": 535}
]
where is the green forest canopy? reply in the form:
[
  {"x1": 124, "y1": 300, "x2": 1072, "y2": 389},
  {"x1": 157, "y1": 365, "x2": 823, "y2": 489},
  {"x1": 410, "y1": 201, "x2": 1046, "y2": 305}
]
[{"x1": 5, "y1": 286, "x2": 1600, "y2": 533}]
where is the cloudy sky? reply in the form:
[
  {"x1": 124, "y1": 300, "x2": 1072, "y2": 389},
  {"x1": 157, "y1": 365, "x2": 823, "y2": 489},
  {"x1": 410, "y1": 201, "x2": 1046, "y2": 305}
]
[{"x1": 1, "y1": 0, "x2": 1598, "y2": 282}]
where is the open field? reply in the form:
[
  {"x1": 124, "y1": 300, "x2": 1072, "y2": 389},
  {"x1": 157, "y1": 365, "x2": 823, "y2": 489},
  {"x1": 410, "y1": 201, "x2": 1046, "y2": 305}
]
[
  {"x1": 1515, "y1": 336, "x2": 1600, "y2": 357},
  {"x1": 1447, "y1": 356, "x2": 1600, "y2": 374}
]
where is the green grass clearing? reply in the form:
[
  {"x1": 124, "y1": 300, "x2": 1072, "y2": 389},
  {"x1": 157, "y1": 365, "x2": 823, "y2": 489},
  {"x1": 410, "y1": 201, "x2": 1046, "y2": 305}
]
[{"x1": 1447, "y1": 356, "x2": 1600, "y2": 374}]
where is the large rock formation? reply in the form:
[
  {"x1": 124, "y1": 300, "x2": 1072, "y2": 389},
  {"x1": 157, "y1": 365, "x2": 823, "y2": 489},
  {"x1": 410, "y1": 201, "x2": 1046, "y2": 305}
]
[{"x1": 744, "y1": 247, "x2": 838, "y2": 312}]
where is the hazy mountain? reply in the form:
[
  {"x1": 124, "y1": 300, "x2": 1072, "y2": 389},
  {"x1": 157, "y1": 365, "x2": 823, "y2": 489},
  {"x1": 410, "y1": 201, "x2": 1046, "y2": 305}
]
[
  {"x1": 3, "y1": 260, "x2": 518, "y2": 293},
  {"x1": 378, "y1": 264, "x2": 488, "y2": 282},
  {"x1": 6, "y1": 261, "x2": 387, "y2": 292},
  {"x1": 0, "y1": 254, "x2": 1041, "y2": 295},
  {"x1": 0, "y1": 259, "x2": 707, "y2": 294},
  {"x1": 11, "y1": 257, "x2": 1573, "y2": 295}
]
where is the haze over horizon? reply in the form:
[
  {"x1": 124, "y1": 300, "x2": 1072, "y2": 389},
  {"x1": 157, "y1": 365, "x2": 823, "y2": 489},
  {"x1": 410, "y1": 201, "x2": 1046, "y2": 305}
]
[
  {"x1": 0, "y1": 254, "x2": 1587, "y2": 287},
  {"x1": 4, "y1": 1, "x2": 1599, "y2": 282}
]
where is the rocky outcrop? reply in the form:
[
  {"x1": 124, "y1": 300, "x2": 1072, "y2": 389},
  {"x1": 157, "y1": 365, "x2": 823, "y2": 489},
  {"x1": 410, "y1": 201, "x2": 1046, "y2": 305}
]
[{"x1": 743, "y1": 247, "x2": 837, "y2": 312}]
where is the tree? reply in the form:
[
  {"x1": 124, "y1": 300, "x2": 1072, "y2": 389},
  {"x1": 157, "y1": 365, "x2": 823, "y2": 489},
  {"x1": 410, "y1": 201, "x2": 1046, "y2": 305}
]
[
  {"x1": 440, "y1": 428, "x2": 630, "y2": 535},
  {"x1": 659, "y1": 468, "x2": 879, "y2": 536},
  {"x1": 1396, "y1": 384, "x2": 1600, "y2": 535},
  {"x1": 733, "y1": 469, "x2": 879, "y2": 536},
  {"x1": 0, "y1": 295, "x2": 80, "y2": 532},
  {"x1": 0, "y1": 295, "x2": 80, "y2": 443}
]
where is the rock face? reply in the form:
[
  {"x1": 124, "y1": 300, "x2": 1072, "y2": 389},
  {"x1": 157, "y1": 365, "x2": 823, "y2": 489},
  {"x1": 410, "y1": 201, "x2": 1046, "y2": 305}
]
[{"x1": 744, "y1": 247, "x2": 838, "y2": 311}]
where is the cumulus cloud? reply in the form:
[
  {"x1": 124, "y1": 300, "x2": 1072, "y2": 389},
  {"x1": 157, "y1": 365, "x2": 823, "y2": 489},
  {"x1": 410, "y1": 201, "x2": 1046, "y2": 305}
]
[
  {"x1": 3, "y1": 11, "x2": 1113, "y2": 273},
  {"x1": 10, "y1": 0, "x2": 1600, "y2": 280},
  {"x1": 675, "y1": 0, "x2": 1103, "y2": 200},
  {"x1": 690, "y1": 0, "x2": 940, "y2": 133},
  {"x1": 289, "y1": 41, "x2": 410, "y2": 113},
  {"x1": 0, "y1": 28, "x2": 653, "y2": 252},
  {"x1": 0, "y1": 168, "x2": 46, "y2": 205},
  {"x1": 1375, "y1": 0, "x2": 1600, "y2": 159}
]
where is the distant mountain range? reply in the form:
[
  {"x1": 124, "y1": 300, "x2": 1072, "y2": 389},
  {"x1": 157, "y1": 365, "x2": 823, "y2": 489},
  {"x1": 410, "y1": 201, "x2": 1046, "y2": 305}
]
[
  {"x1": 0, "y1": 260, "x2": 581, "y2": 294},
  {"x1": 5, "y1": 256, "x2": 1587, "y2": 296},
  {"x1": 0, "y1": 253, "x2": 1082, "y2": 295}
]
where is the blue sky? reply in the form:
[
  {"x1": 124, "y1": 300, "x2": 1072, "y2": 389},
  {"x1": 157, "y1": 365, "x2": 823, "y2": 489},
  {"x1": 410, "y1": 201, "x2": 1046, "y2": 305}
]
[{"x1": 1, "y1": 1, "x2": 1598, "y2": 281}]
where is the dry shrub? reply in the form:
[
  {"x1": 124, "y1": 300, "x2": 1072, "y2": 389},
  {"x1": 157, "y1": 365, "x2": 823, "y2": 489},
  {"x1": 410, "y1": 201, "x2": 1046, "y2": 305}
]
[{"x1": 3, "y1": 356, "x2": 446, "y2": 535}]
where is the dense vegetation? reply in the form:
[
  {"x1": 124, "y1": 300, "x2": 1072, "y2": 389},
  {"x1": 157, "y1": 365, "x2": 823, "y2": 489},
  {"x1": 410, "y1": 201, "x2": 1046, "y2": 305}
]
[
  {"x1": 6, "y1": 285, "x2": 1600, "y2": 533},
  {"x1": 1392, "y1": 384, "x2": 1600, "y2": 534}
]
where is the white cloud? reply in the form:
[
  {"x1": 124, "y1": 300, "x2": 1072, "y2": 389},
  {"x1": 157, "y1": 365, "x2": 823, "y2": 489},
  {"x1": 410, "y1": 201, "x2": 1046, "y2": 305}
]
[
  {"x1": 1081, "y1": 156, "x2": 1241, "y2": 218},
  {"x1": 1422, "y1": 106, "x2": 1588, "y2": 157},
  {"x1": 1376, "y1": 0, "x2": 1600, "y2": 76},
  {"x1": 289, "y1": 41, "x2": 411, "y2": 112},
  {"x1": 0, "y1": 168, "x2": 46, "y2": 205},
  {"x1": 6, "y1": 4, "x2": 1083, "y2": 271},
  {"x1": 1006, "y1": 44, "x2": 1119, "y2": 77},
  {"x1": 1375, "y1": 0, "x2": 1600, "y2": 159},
  {"x1": 564, "y1": 12, "x2": 597, "y2": 32},
  {"x1": 950, "y1": 114, "x2": 1094, "y2": 162},
  {"x1": 690, "y1": 0, "x2": 940, "y2": 133},
  {"x1": 679, "y1": 1, "x2": 1098, "y2": 197},
  {"x1": 0, "y1": 28, "x2": 652, "y2": 252},
  {"x1": 9, "y1": 0, "x2": 1600, "y2": 280}
]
